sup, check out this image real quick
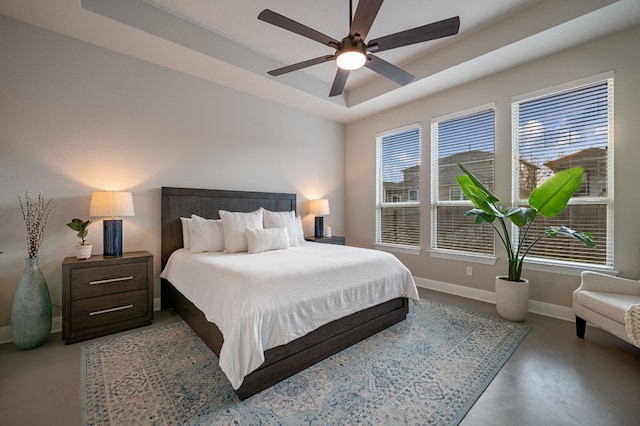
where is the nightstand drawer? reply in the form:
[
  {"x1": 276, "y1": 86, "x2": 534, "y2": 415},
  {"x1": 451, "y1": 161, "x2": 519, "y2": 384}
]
[
  {"x1": 70, "y1": 289, "x2": 148, "y2": 333},
  {"x1": 70, "y1": 262, "x2": 148, "y2": 300}
]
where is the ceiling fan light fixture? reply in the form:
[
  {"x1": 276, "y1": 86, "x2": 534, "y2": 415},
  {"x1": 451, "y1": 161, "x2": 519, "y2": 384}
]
[
  {"x1": 336, "y1": 48, "x2": 366, "y2": 70},
  {"x1": 259, "y1": 3, "x2": 460, "y2": 97}
]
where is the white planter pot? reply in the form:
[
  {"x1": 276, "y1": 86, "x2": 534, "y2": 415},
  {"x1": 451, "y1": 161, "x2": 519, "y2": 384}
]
[
  {"x1": 75, "y1": 244, "x2": 92, "y2": 260},
  {"x1": 495, "y1": 276, "x2": 529, "y2": 321}
]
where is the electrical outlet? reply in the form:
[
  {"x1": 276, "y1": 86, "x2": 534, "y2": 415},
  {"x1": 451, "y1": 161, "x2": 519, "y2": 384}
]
[{"x1": 466, "y1": 266, "x2": 473, "y2": 276}]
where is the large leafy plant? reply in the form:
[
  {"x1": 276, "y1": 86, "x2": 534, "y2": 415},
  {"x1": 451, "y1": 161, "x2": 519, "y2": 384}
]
[{"x1": 456, "y1": 163, "x2": 595, "y2": 282}]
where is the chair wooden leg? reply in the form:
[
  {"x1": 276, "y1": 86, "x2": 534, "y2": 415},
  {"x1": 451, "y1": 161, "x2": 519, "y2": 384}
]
[{"x1": 576, "y1": 316, "x2": 586, "y2": 338}]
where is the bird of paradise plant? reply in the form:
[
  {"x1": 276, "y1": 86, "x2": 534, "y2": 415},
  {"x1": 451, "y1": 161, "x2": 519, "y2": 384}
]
[{"x1": 456, "y1": 163, "x2": 595, "y2": 282}]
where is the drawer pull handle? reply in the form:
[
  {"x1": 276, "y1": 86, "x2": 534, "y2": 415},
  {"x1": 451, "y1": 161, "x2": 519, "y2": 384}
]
[
  {"x1": 89, "y1": 304, "x2": 134, "y2": 316},
  {"x1": 89, "y1": 276, "x2": 134, "y2": 285}
]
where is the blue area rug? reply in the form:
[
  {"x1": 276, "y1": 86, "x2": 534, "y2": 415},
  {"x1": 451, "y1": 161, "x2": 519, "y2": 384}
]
[{"x1": 80, "y1": 299, "x2": 530, "y2": 425}]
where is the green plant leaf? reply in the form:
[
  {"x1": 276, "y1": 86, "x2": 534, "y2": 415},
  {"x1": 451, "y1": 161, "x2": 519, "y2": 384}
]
[
  {"x1": 457, "y1": 178, "x2": 504, "y2": 218},
  {"x1": 457, "y1": 163, "x2": 500, "y2": 203},
  {"x1": 464, "y1": 208, "x2": 496, "y2": 224},
  {"x1": 504, "y1": 207, "x2": 536, "y2": 227},
  {"x1": 456, "y1": 175, "x2": 481, "y2": 201},
  {"x1": 548, "y1": 226, "x2": 596, "y2": 247},
  {"x1": 529, "y1": 167, "x2": 584, "y2": 218},
  {"x1": 66, "y1": 222, "x2": 83, "y2": 232}
]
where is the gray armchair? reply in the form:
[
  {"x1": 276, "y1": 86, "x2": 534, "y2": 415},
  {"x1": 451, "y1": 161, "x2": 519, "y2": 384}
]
[{"x1": 573, "y1": 271, "x2": 640, "y2": 348}]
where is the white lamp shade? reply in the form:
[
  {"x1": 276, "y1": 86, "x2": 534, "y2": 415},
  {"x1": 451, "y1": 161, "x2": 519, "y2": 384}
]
[
  {"x1": 89, "y1": 191, "x2": 135, "y2": 218},
  {"x1": 309, "y1": 199, "x2": 330, "y2": 215}
]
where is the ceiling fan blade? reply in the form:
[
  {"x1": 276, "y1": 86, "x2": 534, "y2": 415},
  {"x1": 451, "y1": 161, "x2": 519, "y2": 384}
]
[
  {"x1": 368, "y1": 16, "x2": 460, "y2": 53},
  {"x1": 365, "y1": 55, "x2": 414, "y2": 86},
  {"x1": 268, "y1": 55, "x2": 335, "y2": 76},
  {"x1": 259, "y1": 9, "x2": 340, "y2": 48},
  {"x1": 329, "y1": 68, "x2": 350, "y2": 97},
  {"x1": 350, "y1": 0, "x2": 384, "y2": 40}
]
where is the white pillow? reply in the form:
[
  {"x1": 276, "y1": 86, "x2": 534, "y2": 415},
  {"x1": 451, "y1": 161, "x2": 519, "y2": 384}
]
[
  {"x1": 261, "y1": 208, "x2": 300, "y2": 247},
  {"x1": 246, "y1": 228, "x2": 290, "y2": 254},
  {"x1": 189, "y1": 214, "x2": 224, "y2": 253},
  {"x1": 180, "y1": 217, "x2": 192, "y2": 248},
  {"x1": 219, "y1": 209, "x2": 264, "y2": 253},
  {"x1": 295, "y1": 214, "x2": 305, "y2": 244}
]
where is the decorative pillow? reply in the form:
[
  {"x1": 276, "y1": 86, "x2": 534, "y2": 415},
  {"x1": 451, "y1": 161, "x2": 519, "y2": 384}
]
[
  {"x1": 295, "y1": 214, "x2": 305, "y2": 244},
  {"x1": 189, "y1": 214, "x2": 224, "y2": 253},
  {"x1": 219, "y1": 209, "x2": 264, "y2": 253},
  {"x1": 180, "y1": 217, "x2": 192, "y2": 249},
  {"x1": 246, "y1": 227, "x2": 290, "y2": 254},
  {"x1": 261, "y1": 208, "x2": 300, "y2": 247}
]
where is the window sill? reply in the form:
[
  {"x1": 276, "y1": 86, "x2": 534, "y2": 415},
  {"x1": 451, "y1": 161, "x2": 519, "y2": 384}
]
[
  {"x1": 522, "y1": 258, "x2": 618, "y2": 277},
  {"x1": 427, "y1": 249, "x2": 616, "y2": 276},
  {"x1": 428, "y1": 249, "x2": 497, "y2": 265},
  {"x1": 374, "y1": 243, "x2": 421, "y2": 255}
]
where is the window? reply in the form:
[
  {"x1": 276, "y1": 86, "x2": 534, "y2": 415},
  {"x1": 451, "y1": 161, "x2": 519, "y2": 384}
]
[
  {"x1": 512, "y1": 73, "x2": 613, "y2": 268},
  {"x1": 376, "y1": 124, "x2": 421, "y2": 247},
  {"x1": 430, "y1": 105, "x2": 495, "y2": 255}
]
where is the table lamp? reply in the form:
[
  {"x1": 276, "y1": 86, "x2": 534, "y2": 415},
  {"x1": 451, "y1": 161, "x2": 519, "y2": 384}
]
[
  {"x1": 89, "y1": 191, "x2": 135, "y2": 257},
  {"x1": 309, "y1": 199, "x2": 330, "y2": 238}
]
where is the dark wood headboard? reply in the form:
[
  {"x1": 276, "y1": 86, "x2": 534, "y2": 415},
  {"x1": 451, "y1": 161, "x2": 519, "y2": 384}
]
[{"x1": 160, "y1": 187, "x2": 297, "y2": 269}]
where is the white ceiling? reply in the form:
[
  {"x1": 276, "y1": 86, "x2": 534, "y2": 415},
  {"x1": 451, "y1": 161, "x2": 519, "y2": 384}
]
[{"x1": 2, "y1": 0, "x2": 639, "y2": 123}]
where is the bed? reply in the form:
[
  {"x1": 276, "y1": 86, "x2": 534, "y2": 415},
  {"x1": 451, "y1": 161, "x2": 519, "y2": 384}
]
[{"x1": 160, "y1": 187, "x2": 418, "y2": 400}]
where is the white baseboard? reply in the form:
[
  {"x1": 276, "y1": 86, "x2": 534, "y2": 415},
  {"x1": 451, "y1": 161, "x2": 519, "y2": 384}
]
[
  {"x1": 0, "y1": 298, "x2": 164, "y2": 345},
  {"x1": 414, "y1": 276, "x2": 574, "y2": 322}
]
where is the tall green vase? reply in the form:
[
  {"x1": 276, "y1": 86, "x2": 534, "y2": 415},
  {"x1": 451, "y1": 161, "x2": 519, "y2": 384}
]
[{"x1": 11, "y1": 258, "x2": 52, "y2": 350}]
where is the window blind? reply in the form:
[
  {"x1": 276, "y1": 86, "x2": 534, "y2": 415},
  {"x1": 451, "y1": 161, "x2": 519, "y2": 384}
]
[
  {"x1": 513, "y1": 75, "x2": 613, "y2": 268},
  {"x1": 431, "y1": 107, "x2": 495, "y2": 254},
  {"x1": 376, "y1": 125, "x2": 421, "y2": 247}
]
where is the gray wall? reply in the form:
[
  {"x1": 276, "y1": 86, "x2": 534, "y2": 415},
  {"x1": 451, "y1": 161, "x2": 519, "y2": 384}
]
[
  {"x1": 345, "y1": 24, "x2": 640, "y2": 308},
  {"x1": 0, "y1": 17, "x2": 345, "y2": 328},
  {"x1": 2, "y1": 15, "x2": 638, "y2": 331}
]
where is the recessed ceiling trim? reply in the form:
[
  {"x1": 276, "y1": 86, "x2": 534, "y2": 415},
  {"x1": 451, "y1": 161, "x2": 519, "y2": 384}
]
[
  {"x1": 2, "y1": 0, "x2": 638, "y2": 124},
  {"x1": 81, "y1": 0, "x2": 346, "y2": 105}
]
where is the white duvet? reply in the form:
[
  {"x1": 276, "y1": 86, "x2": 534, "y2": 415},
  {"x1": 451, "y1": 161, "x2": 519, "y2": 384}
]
[{"x1": 160, "y1": 243, "x2": 419, "y2": 390}]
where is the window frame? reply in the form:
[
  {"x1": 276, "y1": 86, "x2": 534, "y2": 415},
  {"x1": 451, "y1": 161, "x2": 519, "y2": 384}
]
[
  {"x1": 511, "y1": 71, "x2": 614, "y2": 271},
  {"x1": 375, "y1": 123, "x2": 422, "y2": 253},
  {"x1": 429, "y1": 103, "x2": 497, "y2": 262}
]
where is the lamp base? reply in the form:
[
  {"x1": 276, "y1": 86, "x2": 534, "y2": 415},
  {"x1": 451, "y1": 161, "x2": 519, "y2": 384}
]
[
  {"x1": 103, "y1": 219, "x2": 123, "y2": 257},
  {"x1": 314, "y1": 216, "x2": 324, "y2": 239}
]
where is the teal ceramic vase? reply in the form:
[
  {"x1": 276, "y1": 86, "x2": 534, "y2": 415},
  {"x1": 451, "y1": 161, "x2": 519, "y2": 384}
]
[{"x1": 11, "y1": 258, "x2": 52, "y2": 349}]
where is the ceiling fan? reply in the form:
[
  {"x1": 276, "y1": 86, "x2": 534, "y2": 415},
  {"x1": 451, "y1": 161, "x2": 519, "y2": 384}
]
[{"x1": 258, "y1": 0, "x2": 460, "y2": 97}]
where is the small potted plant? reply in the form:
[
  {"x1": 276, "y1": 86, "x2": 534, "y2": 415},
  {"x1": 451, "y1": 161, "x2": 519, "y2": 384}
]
[{"x1": 66, "y1": 218, "x2": 93, "y2": 259}]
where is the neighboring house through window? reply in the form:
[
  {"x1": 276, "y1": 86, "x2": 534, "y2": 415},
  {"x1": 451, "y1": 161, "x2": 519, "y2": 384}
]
[
  {"x1": 512, "y1": 72, "x2": 614, "y2": 268},
  {"x1": 376, "y1": 124, "x2": 421, "y2": 248},
  {"x1": 430, "y1": 105, "x2": 496, "y2": 256}
]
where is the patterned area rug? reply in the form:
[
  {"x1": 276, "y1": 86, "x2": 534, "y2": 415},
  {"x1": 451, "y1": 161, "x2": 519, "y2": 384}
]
[{"x1": 80, "y1": 299, "x2": 530, "y2": 425}]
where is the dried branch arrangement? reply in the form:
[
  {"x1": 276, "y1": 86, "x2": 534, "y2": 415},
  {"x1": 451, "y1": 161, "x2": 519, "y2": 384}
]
[{"x1": 18, "y1": 191, "x2": 57, "y2": 259}]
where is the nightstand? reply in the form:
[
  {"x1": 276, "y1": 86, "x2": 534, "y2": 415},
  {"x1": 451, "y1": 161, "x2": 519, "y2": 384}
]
[
  {"x1": 62, "y1": 251, "x2": 153, "y2": 344},
  {"x1": 305, "y1": 236, "x2": 345, "y2": 245}
]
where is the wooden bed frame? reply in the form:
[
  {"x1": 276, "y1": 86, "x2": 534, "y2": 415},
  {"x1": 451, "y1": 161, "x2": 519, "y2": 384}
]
[{"x1": 160, "y1": 186, "x2": 409, "y2": 400}]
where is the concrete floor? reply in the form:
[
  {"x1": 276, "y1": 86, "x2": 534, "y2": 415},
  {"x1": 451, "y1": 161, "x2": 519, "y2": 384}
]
[{"x1": 1, "y1": 288, "x2": 639, "y2": 425}]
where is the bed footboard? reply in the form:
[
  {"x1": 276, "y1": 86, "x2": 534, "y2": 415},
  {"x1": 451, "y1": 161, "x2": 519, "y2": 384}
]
[{"x1": 163, "y1": 279, "x2": 408, "y2": 400}]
